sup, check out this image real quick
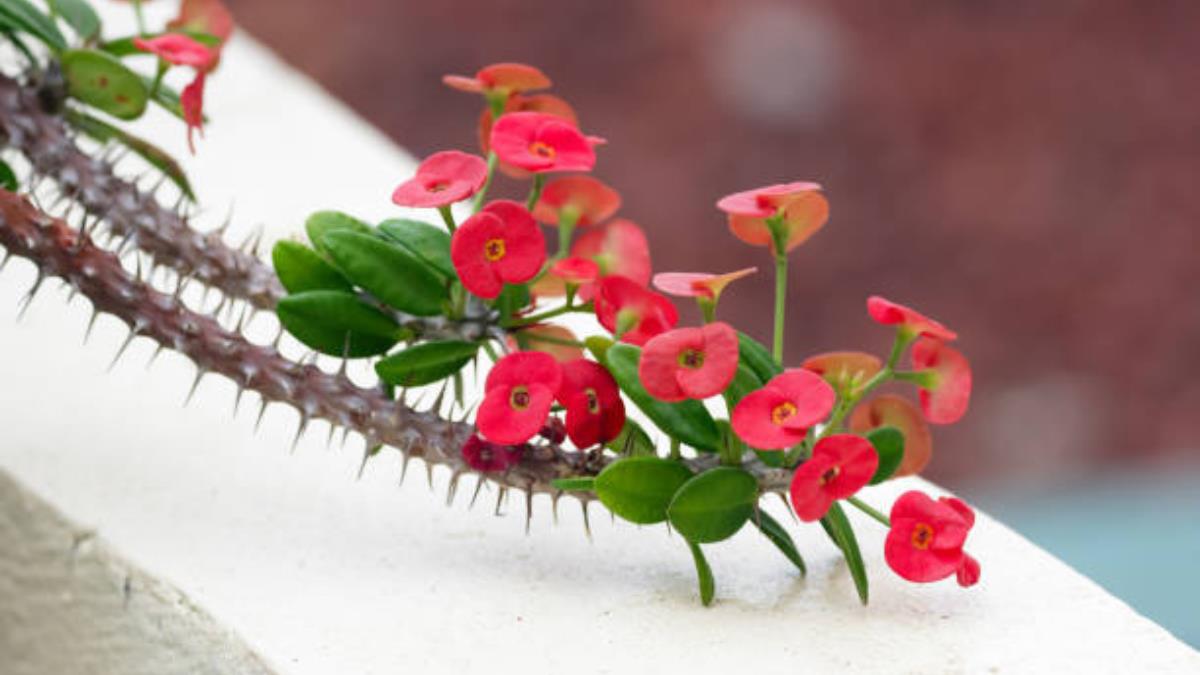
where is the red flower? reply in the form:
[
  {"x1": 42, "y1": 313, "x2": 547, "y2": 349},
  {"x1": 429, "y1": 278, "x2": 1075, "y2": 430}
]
[
  {"x1": 555, "y1": 359, "x2": 625, "y2": 448},
  {"x1": 717, "y1": 182, "x2": 829, "y2": 254},
  {"x1": 866, "y1": 296, "x2": 958, "y2": 342},
  {"x1": 532, "y1": 176, "x2": 621, "y2": 227},
  {"x1": 911, "y1": 337, "x2": 972, "y2": 425},
  {"x1": 460, "y1": 435, "x2": 525, "y2": 473},
  {"x1": 134, "y1": 34, "x2": 216, "y2": 70},
  {"x1": 849, "y1": 395, "x2": 933, "y2": 477},
  {"x1": 593, "y1": 276, "x2": 678, "y2": 346},
  {"x1": 450, "y1": 200, "x2": 546, "y2": 299},
  {"x1": 802, "y1": 351, "x2": 883, "y2": 389},
  {"x1": 568, "y1": 219, "x2": 652, "y2": 300},
  {"x1": 789, "y1": 434, "x2": 878, "y2": 521},
  {"x1": 652, "y1": 267, "x2": 756, "y2": 301},
  {"x1": 550, "y1": 256, "x2": 599, "y2": 286},
  {"x1": 477, "y1": 352, "x2": 562, "y2": 445},
  {"x1": 444, "y1": 62, "x2": 551, "y2": 96},
  {"x1": 885, "y1": 491, "x2": 980, "y2": 587},
  {"x1": 169, "y1": 0, "x2": 235, "y2": 45},
  {"x1": 489, "y1": 112, "x2": 598, "y2": 173},
  {"x1": 181, "y1": 73, "x2": 205, "y2": 154},
  {"x1": 391, "y1": 151, "x2": 488, "y2": 208},
  {"x1": 638, "y1": 322, "x2": 738, "y2": 402},
  {"x1": 731, "y1": 369, "x2": 836, "y2": 450},
  {"x1": 478, "y1": 94, "x2": 578, "y2": 179}
]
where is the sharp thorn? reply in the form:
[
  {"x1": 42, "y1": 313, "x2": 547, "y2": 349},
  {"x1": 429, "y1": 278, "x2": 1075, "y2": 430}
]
[
  {"x1": 0, "y1": 250, "x2": 12, "y2": 272},
  {"x1": 425, "y1": 460, "x2": 434, "y2": 490},
  {"x1": 398, "y1": 453, "x2": 411, "y2": 486},
  {"x1": 183, "y1": 369, "x2": 206, "y2": 406},
  {"x1": 254, "y1": 398, "x2": 269, "y2": 432},
  {"x1": 83, "y1": 308, "x2": 101, "y2": 344},
  {"x1": 16, "y1": 273, "x2": 44, "y2": 320},
  {"x1": 581, "y1": 500, "x2": 593, "y2": 541},
  {"x1": 325, "y1": 422, "x2": 337, "y2": 448},
  {"x1": 106, "y1": 331, "x2": 137, "y2": 371},
  {"x1": 340, "y1": 425, "x2": 351, "y2": 449},
  {"x1": 494, "y1": 487, "x2": 507, "y2": 516},
  {"x1": 290, "y1": 415, "x2": 309, "y2": 453},
  {"x1": 524, "y1": 490, "x2": 533, "y2": 535},
  {"x1": 233, "y1": 385, "x2": 246, "y2": 416},
  {"x1": 357, "y1": 447, "x2": 371, "y2": 480},
  {"x1": 468, "y1": 475, "x2": 486, "y2": 510},
  {"x1": 552, "y1": 491, "x2": 562, "y2": 525},
  {"x1": 446, "y1": 471, "x2": 462, "y2": 506}
]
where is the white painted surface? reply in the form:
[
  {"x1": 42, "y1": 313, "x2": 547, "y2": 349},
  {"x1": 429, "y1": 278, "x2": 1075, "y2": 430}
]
[{"x1": 2, "y1": 3, "x2": 1199, "y2": 673}]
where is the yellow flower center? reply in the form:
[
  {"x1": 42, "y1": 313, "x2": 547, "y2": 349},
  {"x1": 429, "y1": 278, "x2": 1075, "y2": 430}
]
[
  {"x1": 678, "y1": 348, "x2": 705, "y2": 370},
  {"x1": 529, "y1": 141, "x2": 556, "y2": 159},
  {"x1": 911, "y1": 522, "x2": 934, "y2": 550},
  {"x1": 585, "y1": 388, "x2": 600, "y2": 414},
  {"x1": 509, "y1": 386, "x2": 531, "y2": 410},
  {"x1": 485, "y1": 238, "x2": 507, "y2": 261},
  {"x1": 819, "y1": 466, "x2": 840, "y2": 486},
  {"x1": 771, "y1": 401, "x2": 797, "y2": 426}
]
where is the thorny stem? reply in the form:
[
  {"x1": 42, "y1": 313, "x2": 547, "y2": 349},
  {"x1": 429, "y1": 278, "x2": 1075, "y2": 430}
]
[
  {"x1": 846, "y1": 496, "x2": 891, "y2": 527},
  {"x1": 502, "y1": 301, "x2": 591, "y2": 329}
]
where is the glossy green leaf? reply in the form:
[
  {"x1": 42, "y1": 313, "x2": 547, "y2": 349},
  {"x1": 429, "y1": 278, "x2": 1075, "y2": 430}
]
[
  {"x1": 867, "y1": 425, "x2": 905, "y2": 485},
  {"x1": 271, "y1": 240, "x2": 352, "y2": 294},
  {"x1": 724, "y1": 362, "x2": 762, "y2": 408},
  {"x1": 667, "y1": 467, "x2": 758, "y2": 544},
  {"x1": 64, "y1": 109, "x2": 194, "y2": 201},
  {"x1": 0, "y1": 159, "x2": 17, "y2": 191},
  {"x1": 607, "y1": 419, "x2": 656, "y2": 457},
  {"x1": 321, "y1": 230, "x2": 448, "y2": 316},
  {"x1": 377, "y1": 218, "x2": 455, "y2": 279},
  {"x1": 738, "y1": 331, "x2": 781, "y2": 383},
  {"x1": 305, "y1": 210, "x2": 372, "y2": 256},
  {"x1": 821, "y1": 502, "x2": 869, "y2": 605},
  {"x1": 49, "y1": 0, "x2": 99, "y2": 40},
  {"x1": 686, "y1": 540, "x2": 715, "y2": 606},
  {"x1": 752, "y1": 510, "x2": 806, "y2": 575},
  {"x1": 276, "y1": 290, "x2": 406, "y2": 358},
  {"x1": 550, "y1": 477, "x2": 595, "y2": 492},
  {"x1": 61, "y1": 49, "x2": 148, "y2": 120},
  {"x1": 0, "y1": 0, "x2": 66, "y2": 51},
  {"x1": 495, "y1": 283, "x2": 531, "y2": 321},
  {"x1": 594, "y1": 456, "x2": 693, "y2": 525},
  {"x1": 375, "y1": 340, "x2": 478, "y2": 387},
  {"x1": 605, "y1": 344, "x2": 721, "y2": 452},
  {"x1": 100, "y1": 30, "x2": 221, "y2": 57}
]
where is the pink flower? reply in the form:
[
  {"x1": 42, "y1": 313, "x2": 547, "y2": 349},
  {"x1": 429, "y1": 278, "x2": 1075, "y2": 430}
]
[
  {"x1": 911, "y1": 337, "x2": 972, "y2": 425},
  {"x1": 443, "y1": 62, "x2": 551, "y2": 96},
  {"x1": 866, "y1": 296, "x2": 957, "y2": 342},
  {"x1": 450, "y1": 200, "x2": 546, "y2": 299},
  {"x1": 181, "y1": 73, "x2": 205, "y2": 154},
  {"x1": 717, "y1": 182, "x2": 829, "y2": 254},
  {"x1": 477, "y1": 352, "x2": 562, "y2": 445},
  {"x1": 555, "y1": 359, "x2": 625, "y2": 448},
  {"x1": 789, "y1": 434, "x2": 878, "y2": 521},
  {"x1": 508, "y1": 324, "x2": 584, "y2": 363},
  {"x1": 168, "y1": 0, "x2": 235, "y2": 47},
  {"x1": 638, "y1": 322, "x2": 738, "y2": 402},
  {"x1": 489, "y1": 112, "x2": 598, "y2": 173},
  {"x1": 802, "y1": 351, "x2": 883, "y2": 389},
  {"x1": 731, "y1": 370, "x2": 836, "y2": 450},
  {"x1": 532, "y1": 176, "x2": 621, "y2": 227},
  {"x1": 849, "y1": 394, "x2": 933, "y2": 477},
  {"x1": 550, "y1": 256, "x2": 599, "y2": 286},
  {"x1": 593, "y1": 276, "x2": 678, "y2": 346},
  {"x1": 567, "y1": 219, "x2": 651, "y2": 300},
  {"x1": 134, "y1": 34, "x2": 216, "y2": 70},
  {"x1": 391, "y1": 151, "x2": 488, "y2": 208},
  {"x1": 652, "y1": 267, "x2": 757, "y2": 301},
  {"x1": 885, "y1": 491, "x2": 980, "y2": 587}
]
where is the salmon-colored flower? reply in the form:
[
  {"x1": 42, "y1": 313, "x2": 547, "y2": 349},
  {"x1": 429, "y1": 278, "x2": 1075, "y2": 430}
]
[
  {"x1": 910, "y1": 337, "x2": 972, "y2": 425},
  {"x1": 490, "y1": 112, "x2": 598, "y2": 173},
  {"x1": 570, "y1": 219, "x2": 652, "y2": 300},
  {"x1": 638, "y1": 322, "x2": 738, "y2": 402},
  {"x1": 450, "y1": 200, "x2": 546, "y2": 299},
  {"x1": 717, "y1": 182, "x2": 828, "y2": 254},
  {"x1": 181, "y1": 73, "x2": 205, "y2": 154},
  {"x1": 477, "y1": 351, "x2": 562, "y2": 445},
  {"x1": 866, "y1": 295, "x2": 957, "y2": 342},
  {"x1": 391, "y1": 150, "x2": 488, "y2": 209},
  {"x1": 169, "y1": 0, "x2": 235, "y2": 45},
  {"x1": 652, "y1": 267, "x2": 757, "y2": 301},
  {"x1": 885, "y1": 491, "x2": 980, "y2": 587},
  {"x1": 550, "y1": 256, "x2": 599, "y2": 286},
  {"x1": 134, "y1": 34, "x2": 216, "y2": 69},
  {"x1": 443, "y1": 62, "x2": 551, "y2": 96},
  {"x1": 802, "y1": 351, "x2": 883, "y2": 389},
  {"x1": 594, "y1": 276, "x2": 678, "y2": 346},
  {"x1": 460, "y1": 435, "x2": 525, "y2": 473},
  {"x1": 731, "y1": 369, "x2": 836, "y2": 450},
  {"x1": 509, "y1": 324, "x2": 584, "y2": 363},
  {"x1": 532, "y1": 176, "x2": 621, "y2": 227},
  {"x1": 789, "y1": 434, "x2": 878, "y2": 521},
  {"x1": 555, "y1": 359, "x2": 625, "y2": 448},
  {"x1": 849, "y1": 395, "x2": 933, "y2": 477}
]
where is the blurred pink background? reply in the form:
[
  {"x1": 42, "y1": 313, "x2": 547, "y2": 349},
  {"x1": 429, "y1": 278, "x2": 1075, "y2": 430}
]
[{"x1": 224, "y1": 0, "x2": 1200, "y2": 489}]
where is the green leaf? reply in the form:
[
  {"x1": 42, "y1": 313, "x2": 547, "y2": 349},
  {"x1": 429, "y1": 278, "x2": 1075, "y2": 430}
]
[
  {"x1": 305, "y1": 211, "x2": 372, "y2": 256},
  {"x1": 752, "y1": 510, "x2": 806, "y2": 575},
  {"x1": 61, "y1": 49, "x2": 148, "y2": 120},
  {"x1": 821, "y1": 502, "x2": 869, "y2": 605},
  {"x1": 321, "y1": 230, "x2": 448, "y2": 316},
  {"x1": 550, "y1": 477, "x2": 595, "y2": 492},
  {"x1": 724, "y1": 362, "x2": 762, "y2": 408},
  {"x1": 271, "y1": 240, "x2": 352, "y2": 294},
  {"x1": 866, "y1": 426, "x2": 905, "y2": 485},
  {"x1": 667, "y1": 467, "x2": 758, "y2": 544},
  {"x1": 276, "y1": 290, "x2": 406, "y2": 358},
  {"x1": 738, "y1": 331, "x2": 781, "y2": 383},
  {"x1": 375, "y1": 340, "x2": 479, "y2": 387},
  {"x1": 0, "y1": 158, "x2": 17, "y2": 191},
  {"x1": 605, "y1": 344, "x2": 722, "y2": 452},
  {"x1": 377, "y1": 218, "x2": 454, "y2": 279},
  {"x1": 48, "y1": 0, "x2": 99, "y2": 40},
  {"x1": 0, "y1": 0, "x2": 66, "y2": 51},
  {"x1": 494, "y1": 283, "x2": 531, "y2": 321},
  {"x1": 594, "y1": 456, "x2": 693, "y2": 525},
  {"x1": 607, "y1": 419, "x2": 656, "y2": 457},
  {"x1": 100, "y1": 30, "x2": 221, "y2": 57},
  {"x1": 64, "y1": 108, "x2": 195, "y2": 201},
  {"x1": 584, "y1": 335, "x2": 614, "y2": 362},
  {"x1": 686, "y1": 540, "x2": 715, "y2": 607}
]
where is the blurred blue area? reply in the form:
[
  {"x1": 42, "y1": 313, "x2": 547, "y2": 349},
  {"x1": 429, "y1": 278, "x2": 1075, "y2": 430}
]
[{"x1": 974, "y1": 469, "x2": 1200, "y2": 649}]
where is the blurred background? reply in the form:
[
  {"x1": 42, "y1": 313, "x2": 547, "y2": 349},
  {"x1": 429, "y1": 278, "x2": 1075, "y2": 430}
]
[{"x1": 223, "y1": 0, "x2": 1199, "y2": 644}]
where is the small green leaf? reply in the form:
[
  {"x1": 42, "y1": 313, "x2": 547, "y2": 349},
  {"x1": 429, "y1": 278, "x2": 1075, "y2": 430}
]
[
  {"x1": 321, "y1": 230, "x2": 448, "y2": 316},
  {"x1": 61, "y1": 49, "x2": 148, "y2": 120},
  {"x1": 667, "y1": 467, "x2": 758, "y2": 544},
  {"x1": 49, "y1": 0, "x2": 99, "y2": 40},
  {"x1": 64, "y1": 109, "x2": 195, "y2": 201},
  {"x1": 271, "y1": 240, "x2": 352, "y2": 294},
  {"x1": 752, "y1": 510, "x2": 806, "y2": 575},
  {"x1": 725, "y1": 362, "x2": 763, "y2": 408},
  {"x1": 584, "y1": 335, "x2": 614, "y2": 362},
  {"x1": 686, "y1": 540, "x2": 715, "y2": 607},
  {"x1": 605, "y1": 344, "x2": 722, "y2": 452},
  {"x1": 550, "y1": 477, "x2": 595, "y2": 492},
  {"x1": 495, "y1": 283, "x2": 531, "y2": 321},
  {"x1": 0, "y1": 159, "x2": 17, "y2": 191},
  {"x1": 375, "y1": 340, "x2": 479, "y2": 387},
  {"x1": 594, "y1": 456, "x2": 693, "y2": 525},
  {"x1": 276, "y1": 290, "x2": 406, "y2": 358},
  {"x1": 0, "y1": 0, "x2": 66, "y2": 51},
  {"x1": 738, "y1": 331, "x2": 781, "y2": 383},
  {"x1": 607, "y1": 419, "x2": 656, "y2": 457},
  {"x1": 377, "y1": 218, "x2": 455, "y2": 279},
  {"x1": 821, "y1": 502, "x2": 869, "y2": 605},
  {"x1": 305, "y1": 211, "x2": 372, "y2": 256},
  {"x1": 866, "y1": 426, "x2": 905, "y2": 485},
  {"x1": 100, "y1": 30, "x2": 221, "y2": 57}
]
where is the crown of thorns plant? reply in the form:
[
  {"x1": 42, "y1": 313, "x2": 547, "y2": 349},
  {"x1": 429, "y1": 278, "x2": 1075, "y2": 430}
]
[{"x1": 0, "y1": 1, "x2": 979, "y2": 605}]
